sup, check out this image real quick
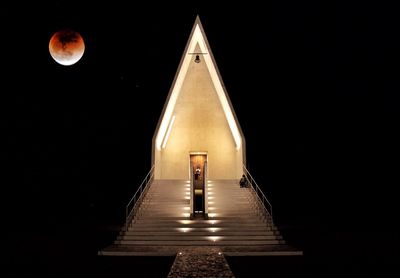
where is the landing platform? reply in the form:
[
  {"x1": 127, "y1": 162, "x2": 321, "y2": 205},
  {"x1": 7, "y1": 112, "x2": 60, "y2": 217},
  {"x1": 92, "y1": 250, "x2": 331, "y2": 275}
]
[{"x1": 98, "y1": 244, "x2": 303, "y2": 256}]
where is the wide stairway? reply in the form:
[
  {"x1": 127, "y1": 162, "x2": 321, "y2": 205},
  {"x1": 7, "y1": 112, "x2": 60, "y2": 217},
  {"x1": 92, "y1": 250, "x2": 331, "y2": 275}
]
[{"x1": 98, "y1": 180, "x2": 302, "y2": 256}]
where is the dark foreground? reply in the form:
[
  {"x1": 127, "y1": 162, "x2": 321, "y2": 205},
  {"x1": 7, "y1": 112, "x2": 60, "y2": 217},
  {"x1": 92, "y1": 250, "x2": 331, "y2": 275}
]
[
  {"x1": 5, "y1": 252, "x2": 398, "y2": 278},
  {"x1": 5, "y1": 228, "x2": 399, "y2": 277}
]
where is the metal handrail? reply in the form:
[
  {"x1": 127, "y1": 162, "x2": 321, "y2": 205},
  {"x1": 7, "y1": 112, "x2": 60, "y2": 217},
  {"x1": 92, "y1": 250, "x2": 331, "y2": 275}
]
[
  {"x1": 242, "y1": 164, "x2": 273, "y2": 223},
  {"x1": 125, "y1": 165, "x2": 155, "y2": 231}
]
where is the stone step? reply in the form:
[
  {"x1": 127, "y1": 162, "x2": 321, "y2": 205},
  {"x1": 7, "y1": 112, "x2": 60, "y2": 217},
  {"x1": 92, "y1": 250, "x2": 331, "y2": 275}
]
[
  {"x1": 128, "y1": 227, "x2": 274, "y2": 232},
  {"x1": 129, "y1": 221, "x2": 271, "y2": 227},
  {"x1": 139, "y1": 209, "x2": 254, "y2": 212},
  {"x1": 150, "y1": 186, "x2": 242, "y2": 190},
  {"x1": 133, "y1": 219, "x2": 264, "y2": 223},
  {"x1": 128, "y1": 225, "x2": 277, "y2": 232},
  {"x1": 143, "y1": 198, "x2": 250, "y2": 201},
  {"x1": 122, "y1": 230, "x2": 281, "y2": 236},
  {"x1": 134, "y1": 215, "x2": 267, "y2": 220},
  {"x1": 143, "y1": 204, "x2": 256, "y2": 209},
  {"x1": 119, "y1": 235, "x2": 282, "y2": 241},
  {"x1": 143, "y1": 199, "x2": 251, "y2": 202},
  {"x1": 140, "y1": 204, "x2": 252, "y2": 207},
  {"x1": 149, "y1": 192, "x2": 247, "y2": 195},
  {"x1": 142, "y1": 200, "x2": 252, "y2": 203},
  {"x1": 139, "y1": 206, "x2": 257, "y2": 209},
  {"x1": 141, "y1": 200, "x2": 189, "y2": 203},
  {"x1": 144, "y1": 195, "x2": 250, "y2": 199},
  {"x1": 133, "y1": 220, "x2": 266, "y2": 225},
  {"x1": 114, "y1": 240, "x2": 285, "y2": 245},
  {"x1": 132, "y1": 223, "x2": 269, "y2": 228},
  {"x1": 136, "y1": 213, "x2": 262, "y2": 217},
  {"x1": 136, "y1": 211, "x2": 256, "y2": 216},
  {"x1": 128, "y1": 222, "x2": 275, "y2": 228},
  {"x1": 131, "y1": 217, "x2": 272, "y2": 223},
  {"x1": 128, "y1": 225, "x2": 275, "y2": 230},
  {"x1": 140, "y1": 206, "x2": 260, "y2": 209},
  {"x1": 139, "y1": 208, "x2": 258, "y2": 212},
  {"x1": 98, "y1": 244, "x2": 303, "y2": 256},
  {"x1": 148, "y1": 188, "x2": 246, "y2": 191},
  {"x1": 149, "y1": 186, "x2": 243, "y2": 188},
  {"x1": 128, "y1": 226, "x2": 274, "y2": 234},
  {"x1": 210, "y1": 188, "x2": 249, "y2": 190},
  {"x1": 136, "y1": 213, "x2": 263, "y2": 217},
  {"x1": 144, "y1": 197, "x2": 249, "y2": 200}
]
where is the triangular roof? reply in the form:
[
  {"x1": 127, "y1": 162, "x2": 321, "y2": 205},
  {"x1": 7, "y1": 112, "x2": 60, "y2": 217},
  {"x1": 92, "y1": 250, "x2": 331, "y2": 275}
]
[{"x1": 153, "y1": 16, "x2": 244, "y2": 152}]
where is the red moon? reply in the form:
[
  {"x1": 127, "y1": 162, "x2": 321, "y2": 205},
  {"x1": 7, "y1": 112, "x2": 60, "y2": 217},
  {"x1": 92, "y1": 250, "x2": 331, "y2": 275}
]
[{"x1": 49, "y1": 29, "x2": 85, "y2": 66}]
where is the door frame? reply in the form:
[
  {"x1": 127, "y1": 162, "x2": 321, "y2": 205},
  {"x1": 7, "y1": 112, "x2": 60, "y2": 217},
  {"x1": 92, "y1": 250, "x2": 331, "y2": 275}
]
[{"x1": 189, "y1": 152, "x2": 208, "y2": 219}]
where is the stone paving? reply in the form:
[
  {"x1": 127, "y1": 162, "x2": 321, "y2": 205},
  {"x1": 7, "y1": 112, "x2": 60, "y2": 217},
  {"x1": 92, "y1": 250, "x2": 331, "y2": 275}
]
[{"x1": 167, "y1": 247, "x2": 235, "y2": 278}]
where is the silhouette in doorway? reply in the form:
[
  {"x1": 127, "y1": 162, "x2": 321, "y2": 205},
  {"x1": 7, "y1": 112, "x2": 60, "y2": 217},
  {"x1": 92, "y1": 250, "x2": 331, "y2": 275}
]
[{"x1": 195, "y1": 166, "x2": 201, "y2": 180}]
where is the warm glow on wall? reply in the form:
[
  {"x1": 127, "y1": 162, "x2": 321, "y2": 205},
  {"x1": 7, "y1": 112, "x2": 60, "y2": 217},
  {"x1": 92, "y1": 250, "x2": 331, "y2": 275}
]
[
  {"x1": 161, "y1": 115, "x2": 175, "y2": 149},
  {"x1": 155, "y1": 22, "x2": 242, "y2": 150}
]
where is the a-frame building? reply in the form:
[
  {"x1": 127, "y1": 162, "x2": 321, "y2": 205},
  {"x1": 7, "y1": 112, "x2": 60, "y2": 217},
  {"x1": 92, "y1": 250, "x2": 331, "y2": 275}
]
[{"x1": 152, "y1": 16, "x2": 245, "y2": 181}]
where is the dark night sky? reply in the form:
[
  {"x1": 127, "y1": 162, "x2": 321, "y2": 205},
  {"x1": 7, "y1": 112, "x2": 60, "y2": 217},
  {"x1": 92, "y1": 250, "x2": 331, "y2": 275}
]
[{"x1": 2, "y1": 1, "x2": 399, "y2": 276}]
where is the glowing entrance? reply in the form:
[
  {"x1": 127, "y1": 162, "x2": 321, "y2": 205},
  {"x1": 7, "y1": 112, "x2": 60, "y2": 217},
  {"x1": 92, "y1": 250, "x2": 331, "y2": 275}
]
[{"x1": 189, "y1": 153, "x2": 208, "y2": 219}]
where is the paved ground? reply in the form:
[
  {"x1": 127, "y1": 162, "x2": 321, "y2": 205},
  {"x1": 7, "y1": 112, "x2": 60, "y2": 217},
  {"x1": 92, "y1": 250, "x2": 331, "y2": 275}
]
[{"x1": 167, "y1": 247, "x2": 235, "y2": 278}]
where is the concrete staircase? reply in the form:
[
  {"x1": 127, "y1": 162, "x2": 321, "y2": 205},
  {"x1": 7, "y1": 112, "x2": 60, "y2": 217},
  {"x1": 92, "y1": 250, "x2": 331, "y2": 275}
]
[{"x1": 98, "y1": 180, "x2": 302, "y2": 256}]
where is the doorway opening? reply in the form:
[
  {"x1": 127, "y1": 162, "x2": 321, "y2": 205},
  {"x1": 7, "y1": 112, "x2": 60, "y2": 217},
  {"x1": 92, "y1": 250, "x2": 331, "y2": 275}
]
[{"x1": 190, "y1": 153, "x2": 207, "y2": 219}]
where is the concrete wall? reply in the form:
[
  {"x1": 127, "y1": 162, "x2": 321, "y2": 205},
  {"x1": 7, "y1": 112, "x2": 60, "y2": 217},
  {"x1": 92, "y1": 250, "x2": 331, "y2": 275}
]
[{"x1": 154, "y1": 55, "x2": 243, "y2": 180}]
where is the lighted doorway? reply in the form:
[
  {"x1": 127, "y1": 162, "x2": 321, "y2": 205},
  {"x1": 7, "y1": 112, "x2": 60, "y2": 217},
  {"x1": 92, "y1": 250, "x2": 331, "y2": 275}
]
[{"x1": 190, "y1": 153, "x2": 207, "y2": 218}]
